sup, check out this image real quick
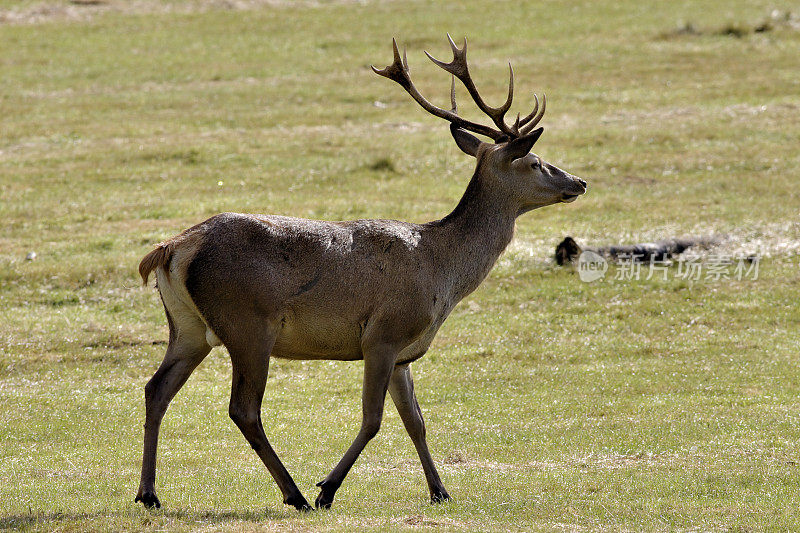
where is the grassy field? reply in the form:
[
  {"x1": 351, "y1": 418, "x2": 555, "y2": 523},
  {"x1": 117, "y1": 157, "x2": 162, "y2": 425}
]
[{"x1": 1, "y1": 0, "x2": 800, "y2": 531}]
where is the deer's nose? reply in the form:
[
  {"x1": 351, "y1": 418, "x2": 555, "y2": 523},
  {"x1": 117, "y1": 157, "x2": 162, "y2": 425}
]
[{"x1": 577, "y1": 178, "x2": 587, "y2": 189}]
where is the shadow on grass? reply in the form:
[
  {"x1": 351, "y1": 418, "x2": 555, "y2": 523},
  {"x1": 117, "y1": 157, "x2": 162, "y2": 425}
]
[
  {"x1": 163, "y1": 507, "x2": 293, "y2": 522},
  {"x1": 0, "y1": 507, "x2": 294, "y2": 530}
]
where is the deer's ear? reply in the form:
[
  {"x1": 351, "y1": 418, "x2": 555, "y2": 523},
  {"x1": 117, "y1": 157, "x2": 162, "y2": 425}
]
[
  {"x1": 502, "y1": 127, "x2": 543, "y2": 160},
  {"x1": 450, "y1": 125, "x2": 482, "y2": 157}
]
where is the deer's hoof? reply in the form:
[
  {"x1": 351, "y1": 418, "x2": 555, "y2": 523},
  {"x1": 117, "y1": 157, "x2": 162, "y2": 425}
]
[
  {"x1": 135, "y1": 490, "x2": 161, "y2": 509},
  {"x1": 314, "y1": 491, "x2": 333, "y2": 510},
  {"x1": 431, "y1": 488, "x2": 451, "y2": 503},
  {"x1": 314, "y1": 480, "x2": 338, "y2": 510},
  {"x1": 284, "y1": 493, "x2": 313, "y2": 512}
]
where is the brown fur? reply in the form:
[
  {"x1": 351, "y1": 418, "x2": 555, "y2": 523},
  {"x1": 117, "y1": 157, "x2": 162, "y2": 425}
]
[{"x1": 138, "y1": 242, "x2": 174, "y2": 286}]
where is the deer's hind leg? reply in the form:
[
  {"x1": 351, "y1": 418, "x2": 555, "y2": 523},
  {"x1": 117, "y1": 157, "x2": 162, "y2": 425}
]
[
  {"x1": 136, "y1": 298, "x2": 211, "y2": 509},
  {"x1": 225, "y1": 320, "x2": 312, "y2": 511}
]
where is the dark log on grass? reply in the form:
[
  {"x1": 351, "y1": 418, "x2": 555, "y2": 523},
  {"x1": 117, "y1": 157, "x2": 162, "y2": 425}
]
[{"x1": 555, "y1": 236, "x2": 718, "y2": 265}]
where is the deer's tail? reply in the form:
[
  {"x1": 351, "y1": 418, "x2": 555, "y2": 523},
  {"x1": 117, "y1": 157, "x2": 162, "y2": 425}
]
[{"x1": 139, "y1": 242, "x2": 175, "y2": 286}]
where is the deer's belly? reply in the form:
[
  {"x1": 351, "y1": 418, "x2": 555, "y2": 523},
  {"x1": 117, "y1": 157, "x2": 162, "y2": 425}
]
[
  {"x1": 271, "y1": 312, "x2": 364, "y2": 361},
  {"x1": 272, "y1": 322, "x2": 443, "y2": 363},
  {"x1": 270, "y1": 298, "x2": 452, "y2": 363}
]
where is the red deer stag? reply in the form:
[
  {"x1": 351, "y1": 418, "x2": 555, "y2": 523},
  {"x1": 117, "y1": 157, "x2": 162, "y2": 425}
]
[{"x1": 135, "y1": 35, "x2": 587, "y2": 511}]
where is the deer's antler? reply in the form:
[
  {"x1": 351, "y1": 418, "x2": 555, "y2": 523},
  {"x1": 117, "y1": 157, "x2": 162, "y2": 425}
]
[
  {"x1": 372, "y1": 35, "x2": 546, "y2": 141},
  {"x1": 518, "y1": 93, "x2": 546, "y2": 136},
  {"x1": 372, "y1": 38, "x2": 503, "y2": 140}
]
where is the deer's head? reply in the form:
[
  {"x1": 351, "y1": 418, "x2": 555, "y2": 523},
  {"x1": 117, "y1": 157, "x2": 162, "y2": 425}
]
[{"x1": 373, "y1": 36, "x2": 587, "y2": 213}]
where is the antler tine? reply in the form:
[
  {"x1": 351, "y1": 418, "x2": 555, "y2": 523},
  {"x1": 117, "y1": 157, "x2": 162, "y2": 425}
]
[
  {"x1": 372, "y1": 38, "x2": 503, "y2": 140},
  {"x1": 518, "y1": 94, "x2": 539, "y2": 128},
  {"x1": 370, "y1": 38, "x2": 411, "y2": 89},
  {"x1": 519, "y1": 93, "x2": 546, "y2": 135},
  {"x1": 424, "y1": 35, "x2": 468, "y2": 80},
  {"x1": 447, "y1": 33, "x2": 460, "y2": 55},
  {"x1": 502, "y1": 62, "x2": 515, "y2": 126},
  {"x1": 425, "y1": 35, "x2": 517, "y2": 137}
]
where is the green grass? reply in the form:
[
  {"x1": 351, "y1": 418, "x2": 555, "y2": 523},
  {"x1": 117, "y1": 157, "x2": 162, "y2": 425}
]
[{"x1": 2, "y1": 0, "x2": 800, "y2": 530}]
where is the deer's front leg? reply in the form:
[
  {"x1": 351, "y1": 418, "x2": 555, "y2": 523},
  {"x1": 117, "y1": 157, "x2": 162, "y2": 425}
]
[
  {"x1": 388, "y1": 363, "x2": 450, "y2": 503},
  {"x1": 315, "y1": 346, "x2": 397, "y2": 509}
]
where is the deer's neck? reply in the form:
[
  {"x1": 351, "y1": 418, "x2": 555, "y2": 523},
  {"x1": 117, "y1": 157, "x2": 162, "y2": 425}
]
[{"x1": 427, "y1": 173, "x2": 517, "y2": 301}]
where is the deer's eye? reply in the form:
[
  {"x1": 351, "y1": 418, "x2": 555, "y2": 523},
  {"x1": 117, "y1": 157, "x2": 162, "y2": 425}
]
[{"x1": 531, "y1": 159, "x2": 541, "y2": 170}]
